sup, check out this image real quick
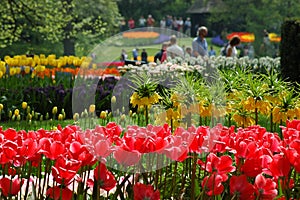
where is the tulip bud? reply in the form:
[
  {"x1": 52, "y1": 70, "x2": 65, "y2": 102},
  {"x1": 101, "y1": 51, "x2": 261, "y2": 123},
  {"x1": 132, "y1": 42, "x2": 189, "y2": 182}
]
[
  {"x1": 40, "y1": 115, "x2": 43, "y2": 121},
  {"x1": 27, "y1": 113, "x2": 32, "y2": 121},
  {"x1": 61, "y1": 109, "x2": 66, "y2": 118},
  {"x1": 100, "y1": 111, "x2": 107, "y2": 119},
  {"x1": 107, "y1": 112, "x2": 112, "y2": 119},
  {"x1": 89, "y1": 104, "x2": 96, "y2": 113},
  {"x1": 45, "y1": 112, "x2": 49, "y2": 120},
  {"x1": 58, "y1": 114, "x2": 64, "y2": 121},
  {"x1": 120, "y1": 114, "x2": 126, "y2": 122},
  {"x1": 8, "y1": 110, "x2": 12, "y2": 118},
  {"x1": 111, "y1": 96, "x2": 116, "y2": 104},
  {"x1": 52, "y1": 106, "x2": 58, "y2": 115},
  {"x1": 22, "y1": 102, "x2": 27, "y2": 110},
  {"x1": 81, "y1": 109, "x2": 88, "y2": 118},
  {"x1": 27, "y1": 106, "x2": 31, "y2": 114},
  {"x1": 129, "y1": 110, "x2": 133, "y2": 117},
  {"x1": 132, "y1": 112, "x2": 137, "y2": 119},
  {"x1": 17, "y1": 114, "x2": 21, "y2": 121},
  {"x1": 35, "y1": 112, "x2": 39, "y2": 120},
  {"x1": 12, "y1": 115, "x2": 15, "y2": 121},
  {"x1": 14, "y1": 109, "x2": 20, "y2": 116},
  {"x1": 73, "y1": 113, "x2": 79, "y2": 121},
  {"x1": 0, "y1": 103, "x2": 3, "y2": 110}
]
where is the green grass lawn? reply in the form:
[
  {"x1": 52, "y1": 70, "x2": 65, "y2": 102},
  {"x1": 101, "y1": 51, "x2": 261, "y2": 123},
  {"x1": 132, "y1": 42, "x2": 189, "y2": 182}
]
[
  {"x1": 0, "y1": 119, "x2": 75, "y2": 131},
  {"x1": 111, "y1": 37, "x2": 222, "y2": 62}
]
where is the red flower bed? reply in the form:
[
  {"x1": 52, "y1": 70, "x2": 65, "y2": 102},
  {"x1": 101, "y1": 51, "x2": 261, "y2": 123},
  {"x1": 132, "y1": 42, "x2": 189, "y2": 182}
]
[{"x1": 1, "y1": 120, "x2": 300, "y2": 199}]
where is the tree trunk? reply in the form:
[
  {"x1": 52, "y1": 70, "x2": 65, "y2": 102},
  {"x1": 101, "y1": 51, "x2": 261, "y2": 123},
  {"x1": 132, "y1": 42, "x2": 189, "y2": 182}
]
[
  {"x1": 62, "y1": 0, "x2": 75, "y2": 55},
  {"x1": 63, "y1": 36, "x2": 75, "y2": 56}
]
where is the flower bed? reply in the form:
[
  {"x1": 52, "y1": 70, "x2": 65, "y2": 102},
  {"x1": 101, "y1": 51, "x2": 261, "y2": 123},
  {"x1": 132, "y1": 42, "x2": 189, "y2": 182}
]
[{"x1": 1, "y1": 120, "x2": 300, "y2": 199}]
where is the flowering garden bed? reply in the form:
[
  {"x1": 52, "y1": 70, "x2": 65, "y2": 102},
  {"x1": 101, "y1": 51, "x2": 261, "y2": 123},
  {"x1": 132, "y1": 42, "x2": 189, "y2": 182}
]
[
  {"x1": 1, "y1": 53, "x2": 300, "y2": 199},
  {"x1": 1, "y1": 120, "x2": 300, "y2": 199}
]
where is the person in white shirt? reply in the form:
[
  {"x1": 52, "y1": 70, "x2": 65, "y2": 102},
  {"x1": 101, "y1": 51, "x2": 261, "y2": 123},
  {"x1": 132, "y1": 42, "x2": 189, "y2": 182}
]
[
  {"x1": 226, "y1": 35, "x2": 241, "y2": 57},
  {"x1": 166, "y1": 35, "x2": 184, "y2": 58}
]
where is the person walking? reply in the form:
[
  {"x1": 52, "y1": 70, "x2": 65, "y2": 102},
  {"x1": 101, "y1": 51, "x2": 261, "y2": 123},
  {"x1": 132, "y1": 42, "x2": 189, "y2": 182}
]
[
  {"x1": 192, "y1": 26, "x2": 208, "y2": 57},
  {"x1": 167, "y1": 35, "x2": 184, "y2": 58},
  {"x1": 141, "y1": 49, "x2": 148, "y2": 64}
]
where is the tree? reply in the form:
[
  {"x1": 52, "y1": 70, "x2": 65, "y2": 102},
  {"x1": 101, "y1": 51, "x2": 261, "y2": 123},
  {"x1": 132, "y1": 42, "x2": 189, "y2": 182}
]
[
  {"x1": 209, "y1": 0, "x2": 300, "y2": 56},
  {"x1": 0, "y1": 0, "x2": 121, "y2": 55}
]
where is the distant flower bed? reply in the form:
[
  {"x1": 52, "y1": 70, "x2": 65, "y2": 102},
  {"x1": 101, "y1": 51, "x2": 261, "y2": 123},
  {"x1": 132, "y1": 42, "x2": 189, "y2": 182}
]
[{"x1": 122, "y1": 31, "x2": 160, "y2": 39}]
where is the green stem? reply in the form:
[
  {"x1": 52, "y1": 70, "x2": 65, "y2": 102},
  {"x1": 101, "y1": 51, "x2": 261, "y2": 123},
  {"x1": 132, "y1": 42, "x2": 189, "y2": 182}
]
[
  {"x1": 145, "y1": 105, "x2": 149, "y2": 125},
  {"x1": 191, "y1": 153, "x2": 198, "y2": 200},
  {"x1": 171, "y1": 161, "x2": 178, "y2": 198}
]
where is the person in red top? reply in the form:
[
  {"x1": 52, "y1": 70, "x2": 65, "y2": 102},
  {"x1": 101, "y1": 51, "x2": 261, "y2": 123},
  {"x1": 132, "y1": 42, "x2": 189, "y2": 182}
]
[
  {"x1": 128, "y1": 17, "x2": 135, "y2": 29},
  {"x1": 147, "y1": 15, "x2": 155, "y2": 27}
]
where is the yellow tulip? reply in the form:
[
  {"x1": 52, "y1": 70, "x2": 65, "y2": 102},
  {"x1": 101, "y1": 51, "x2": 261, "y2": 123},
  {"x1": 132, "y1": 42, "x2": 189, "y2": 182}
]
[
  {"x1": 89, "y1": 104, "x2": 96, "y2": 113},
  {"x1": 24, "y1": 66, "x2": 31, "y2": 74},
  {"x1": 68, "y1": 56, "x2": 74, "y2": 65},
  {"x1": 9, "y1": 67, "x2": 16, "y2": 76},
  {"x1": 0, "y1": 63, "x2": 6, "y2": 74},
  {"x1": 22, "y1": 102, "x2": 28, "y2": 109},
  {"x1": 100, "y1": 111, "x2": 107, "y2": 119},
  {"x1": 15, "y1": 67, "x2": 21, "y2": 74},
  {"x1": 52, "y1": 106, "x2": 58, "y2": 115},
  {"x1": 14, "y1": 109, "x2": 20, "y2": 116},
  {"x1": 58, "y1": 114, "x2": 64, "y2": 120},
  {"x1": 111, "y1": 96, "x2": 116, "y2": 104},
  {"x1": 0, "y1": 103, "x2": 3, "y2": 110},
  {"x1": 48, "y1": 54, "x2": 56, "y2": 59},
  {"x1": 0, "y1": 71, "x2": 3, "y2": 79}
]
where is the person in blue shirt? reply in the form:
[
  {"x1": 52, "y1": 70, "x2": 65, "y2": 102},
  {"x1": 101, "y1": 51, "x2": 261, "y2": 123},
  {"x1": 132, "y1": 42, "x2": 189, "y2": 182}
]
[
  {"x1": 192, "y1": 26, "x2": 208, "y2": 57},
  {"x1": 208, "y1": 46, "x2": 216, "y2": 57},
  {"x1": 132, "y1": 48, "x2": 139, "y2": 61}
]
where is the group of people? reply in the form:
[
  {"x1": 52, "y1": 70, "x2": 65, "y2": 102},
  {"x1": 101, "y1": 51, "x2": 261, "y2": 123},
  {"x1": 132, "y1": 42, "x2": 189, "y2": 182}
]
[
  {"x1": 120, "y1": 25, "x2": 243, "y2": 64},
  {"x1": 192, "y1": 26, "x2": 241, "y2": 58},
  {"x1": 120, "y1": 15, "x2": 192, "y2": 36},
  {"x1": 120, "y1": 15, "x2": 156, "y2": 31},
  {"x1": 120, "y1": 48, "x2": 148, "y2": 64},
  {"x1": 153, "y1": 26, "x2": 241, "y2": 63}
]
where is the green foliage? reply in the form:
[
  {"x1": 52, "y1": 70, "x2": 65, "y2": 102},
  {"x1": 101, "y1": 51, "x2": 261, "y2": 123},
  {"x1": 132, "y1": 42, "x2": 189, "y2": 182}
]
[
  {"x1": 209, "y1": 0, "x2": 300, "y2": 56},
  {"x1": 0, "y1": 0, "x2": 121, "y2": 56},
  {"x1": 280, "y1": 18, "x2": 300, "y2": 83}
]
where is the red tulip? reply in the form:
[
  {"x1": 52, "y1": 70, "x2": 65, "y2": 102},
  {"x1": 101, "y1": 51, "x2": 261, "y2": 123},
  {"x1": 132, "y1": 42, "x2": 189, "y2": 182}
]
[
  {"x1": 230, "y1": 175, "x2": 255, "y2": 200},
  {"x1": 51, "y1": 156, "x2": 81, "y2": 185},
  {"x1": 254, "y1": 174, "x2": 277, "y2": 200},
  {"x1": 46, "y1": 186, "x2": 73, "y2": 200},
  {"x1": 94, "y1": 162, "x2": 117, "y2": 191},
  {"x1": 203, "y1": 153, "x2": 236, "y2": 175},
  {"x1": 266, "y1": 154, "x2": 291, "y2": 179},
  {"x1": 202, "y1": 172, "x2": 225, "y2": 196},
  {"x1": 114, "y1": 145, "x2": 141, "y2": 166},
  {"x1": 3, "y1": 128, "x2": 17, "y2": 141},
  {"x1": 94, "y1": 139, "x2": 114, "y2": 158},
  {"x1": 2, "y1": 141, "x2": 18, "y2": 162},
  {"x1": 285, "y1": 140, "x2": 300, "y2": 173},
  {"x1": 133, "y1": 182, "x2": 160, "y2": 200},
  {"x1": 40, "y1": 140, "x2": 66, "y2": 160},
  {"x1": 241, "y1": 157, "x2": 263, "y2": 178},
  {"x1": 0, "y1": 176, "x2": 24, "y2": 197},
  {"x1": 163, "y1": 135, "x2": 188, "y2": 162}
]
